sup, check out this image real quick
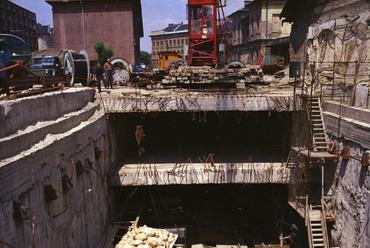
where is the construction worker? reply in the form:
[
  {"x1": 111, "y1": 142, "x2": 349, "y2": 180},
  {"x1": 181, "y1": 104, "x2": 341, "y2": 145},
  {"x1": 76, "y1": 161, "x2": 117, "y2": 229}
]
[
  {"x1": 93, "y1": 63, "x2": 104, "y2": 92},
  {"x1": 104, "y1": 58, "x2": 113, "y2": 89}
]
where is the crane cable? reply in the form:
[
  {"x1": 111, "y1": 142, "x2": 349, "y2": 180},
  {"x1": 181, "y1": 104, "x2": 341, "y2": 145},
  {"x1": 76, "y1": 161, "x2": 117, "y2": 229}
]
[{"x1": 148, "y1": 186, "x2": 161, "y2": 228}]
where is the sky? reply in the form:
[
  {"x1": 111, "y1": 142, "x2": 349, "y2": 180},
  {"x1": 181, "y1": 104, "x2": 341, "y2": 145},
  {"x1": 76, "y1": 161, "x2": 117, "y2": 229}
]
[{"x1": 10, "y1": 0, "x2": 244, "y2": 53}]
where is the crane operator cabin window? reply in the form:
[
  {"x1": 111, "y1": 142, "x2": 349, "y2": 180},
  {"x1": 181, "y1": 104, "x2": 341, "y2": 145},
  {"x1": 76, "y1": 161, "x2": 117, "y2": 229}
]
[{"x1": 188, "y1": 5, "x2": 214, "y2": 35}]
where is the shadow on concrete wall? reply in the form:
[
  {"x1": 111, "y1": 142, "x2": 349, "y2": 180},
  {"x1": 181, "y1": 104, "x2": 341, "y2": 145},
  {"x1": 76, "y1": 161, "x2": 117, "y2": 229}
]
[
  {"x1": 339, "y1": 159, "x2": 348, "y2": 178},
  {"x1": 359, "y1": 165, "x2": 368, "y2": 188}
]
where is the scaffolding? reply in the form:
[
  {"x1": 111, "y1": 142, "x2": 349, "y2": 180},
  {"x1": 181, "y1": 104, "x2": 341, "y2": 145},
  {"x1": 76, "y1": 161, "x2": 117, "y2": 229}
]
[{"x1": 287, "y1": 59, "x2": 369, "y2": 248}]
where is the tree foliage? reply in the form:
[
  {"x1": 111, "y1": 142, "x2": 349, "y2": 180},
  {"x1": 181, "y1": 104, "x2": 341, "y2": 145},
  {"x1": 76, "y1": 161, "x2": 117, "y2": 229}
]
[
  {"x1": 94, "y1": 41, "x2": 114, "y2": 65},
  {"x1": 140, "y1": 51, "x2": 151, "y2": 66}
]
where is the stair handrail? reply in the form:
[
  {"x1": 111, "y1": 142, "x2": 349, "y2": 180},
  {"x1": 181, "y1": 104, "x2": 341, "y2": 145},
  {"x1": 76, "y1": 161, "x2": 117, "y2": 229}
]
[
  {"x1": 305, "y1": 96, "x2": 314, "y2": 153},
  {"x1": 306, "y1": 197, "x2": 314, "y2": 248},
  {"x1": 320, "y1": 204, "x2": 330, "y2": 248},
  {"x1": 323, "y1": 194, "x2": 337, "y2": 217},
  {"x1": 317, "y1": 98, "x2": 329, "y2": 151}
]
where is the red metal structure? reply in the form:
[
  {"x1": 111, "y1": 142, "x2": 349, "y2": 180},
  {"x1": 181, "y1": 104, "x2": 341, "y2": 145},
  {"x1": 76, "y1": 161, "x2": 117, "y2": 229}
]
[{"x1": 187, "y1": 0, "x2": 228, "y2": 66}]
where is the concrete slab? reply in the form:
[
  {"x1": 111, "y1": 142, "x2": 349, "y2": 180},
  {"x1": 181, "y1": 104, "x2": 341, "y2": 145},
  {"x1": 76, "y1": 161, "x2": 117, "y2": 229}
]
[
  {"x1": 113, "y1": 162, "x2": 290, "y2": 186},
  {"x1": 96, "y1": 88, "x2": 295, "y2": 113}
]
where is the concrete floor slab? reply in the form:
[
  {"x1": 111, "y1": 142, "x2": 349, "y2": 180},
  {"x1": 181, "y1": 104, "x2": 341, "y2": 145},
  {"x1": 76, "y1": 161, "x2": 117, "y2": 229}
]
[
  {"x1": 114, "y1": 162, "x2": 290, "y2": 186},
  {"x1": 96, "y1": 87, "x2": 295, "y2": 113}
]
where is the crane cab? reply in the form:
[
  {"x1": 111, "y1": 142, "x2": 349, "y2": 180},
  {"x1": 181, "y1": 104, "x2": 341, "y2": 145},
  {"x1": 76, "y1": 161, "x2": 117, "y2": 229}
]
[{"x1": 187, "y1": 0, "x2": 227, "y2": 66}]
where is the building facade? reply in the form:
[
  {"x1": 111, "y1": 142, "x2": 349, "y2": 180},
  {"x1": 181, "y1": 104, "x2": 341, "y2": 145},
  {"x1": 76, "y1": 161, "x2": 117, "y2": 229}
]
[
  {"x1": 36, "y1": 23, "x2": 54, "y2": 50},
  {"x1": 228, "y1": 5, "x2": 250, "y2": 62},
  {"x1": 0, "y1": 0, "x2": 38, "y2": 51},
  {"x1": 150, "y1": 23, "x2": 188, "y2": 68},
  {"x1": 228, "y1": 0, "x2": 291, "y2": 65},
  {"x1": 46, "y1": 0, "x2": 143, "y2": 65},
  {"x1": 280, "y1": 1, "x2": 370, "y2": 247}
]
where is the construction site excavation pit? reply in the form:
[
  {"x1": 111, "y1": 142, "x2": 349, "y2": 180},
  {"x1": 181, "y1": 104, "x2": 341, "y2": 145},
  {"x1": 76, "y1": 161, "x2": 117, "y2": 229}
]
[
  {"x1": 111, "y1": 184, "x2": 307, "y2": 248},
  {"x1": 111, "y1": 111, "x2": 292, "y2": 166},
  {"x1": 106, "y1": 110, "x2": 304, "y2": 247}
]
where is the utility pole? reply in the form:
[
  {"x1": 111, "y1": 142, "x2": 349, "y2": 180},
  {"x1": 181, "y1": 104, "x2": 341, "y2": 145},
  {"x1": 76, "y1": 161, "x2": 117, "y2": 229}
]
[{"x1": 80, "y1": 1, "x2": 87, "y2": 51}]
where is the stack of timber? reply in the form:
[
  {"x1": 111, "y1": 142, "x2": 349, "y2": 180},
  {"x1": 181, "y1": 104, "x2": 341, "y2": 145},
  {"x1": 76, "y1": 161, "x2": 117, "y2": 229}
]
[
  {"x1": 131, "y1": 72, "x2": 167, "y2": 87},
  {"x1": 162, "y1": 65, "x2": 264, "y2": 87}
]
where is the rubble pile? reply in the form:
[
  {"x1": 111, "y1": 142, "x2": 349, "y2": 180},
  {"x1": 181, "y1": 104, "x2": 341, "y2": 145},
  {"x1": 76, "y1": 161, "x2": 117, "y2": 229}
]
[
  {"x1": 162, "y1": 65, "x2": 263, "y2": 85},
  {"x1": 115, "y1": 225, "x2": 178, "y2": 248}
]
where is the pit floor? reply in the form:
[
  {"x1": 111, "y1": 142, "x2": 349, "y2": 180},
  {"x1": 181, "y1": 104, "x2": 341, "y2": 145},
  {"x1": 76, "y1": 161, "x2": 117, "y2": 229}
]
[{"x1": 112, "y1": 184, "x2": 308, "y2": 248}]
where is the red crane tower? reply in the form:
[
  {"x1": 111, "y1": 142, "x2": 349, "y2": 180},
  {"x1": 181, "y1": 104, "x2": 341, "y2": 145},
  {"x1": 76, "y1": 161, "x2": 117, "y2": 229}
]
[{"x1": 187, "y1": 0, "x2": 228, "y2": 66}]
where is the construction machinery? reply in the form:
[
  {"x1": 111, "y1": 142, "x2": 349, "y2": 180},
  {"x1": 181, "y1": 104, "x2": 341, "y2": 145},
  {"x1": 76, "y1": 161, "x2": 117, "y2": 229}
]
[
  {"x1": 111, "y1": 58, "x2": 131, "y2": 85},
  {"x1": 0, "y1": 34, "x2": 30, "y2": 65},
  {"x1": 161, "y1": 0, "x2": 264, "y2": 87},
  {"x1": 187, "y1": 0, "x2": 228, "y2": 66},
  {"x1": 158, "y1": 51, "x2": 183, "y2": 70},
  {"x1": 31, "y1": 49, "x2": 90, "y2": 86},
  {"x1": 0, "y1": 36, "x2": 89, "y2": 99}
]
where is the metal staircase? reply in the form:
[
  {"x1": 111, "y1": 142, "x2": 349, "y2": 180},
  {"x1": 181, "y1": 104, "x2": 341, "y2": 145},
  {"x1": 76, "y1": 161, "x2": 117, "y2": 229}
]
[
  {"x1": 288, "y1": 91, "x2": 337, "y2": 248},
  {"x1": 308, "y1": 96, "x2": 328, "y2": 152},
  {"x1": 307, "y1": 203, "x2": 330, "y2": 248}
]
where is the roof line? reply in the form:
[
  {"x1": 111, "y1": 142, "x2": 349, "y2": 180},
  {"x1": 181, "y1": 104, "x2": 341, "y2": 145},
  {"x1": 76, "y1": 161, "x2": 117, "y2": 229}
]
[{"x1": 150, "y1": 30, "x2": 188, "y2": 37}]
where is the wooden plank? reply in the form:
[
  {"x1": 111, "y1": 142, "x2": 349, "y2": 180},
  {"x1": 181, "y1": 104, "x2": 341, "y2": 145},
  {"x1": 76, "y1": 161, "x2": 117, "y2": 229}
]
[
  {"x1": 291, "y1": 147, "x2": 338, "y2": 161},
  {"x1": 99, "y1": 224, "x2": 121, "y2": 248}
]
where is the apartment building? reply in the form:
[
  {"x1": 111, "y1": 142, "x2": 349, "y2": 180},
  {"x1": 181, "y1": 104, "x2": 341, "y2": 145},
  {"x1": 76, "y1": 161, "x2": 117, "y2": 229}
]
[{"x1": 0, "y1": 0, "x2": 38, "y2": 51}]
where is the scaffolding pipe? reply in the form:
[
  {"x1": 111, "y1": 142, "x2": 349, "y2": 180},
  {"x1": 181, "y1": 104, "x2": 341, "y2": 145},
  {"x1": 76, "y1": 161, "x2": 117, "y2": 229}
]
[
  {"x1": 265, "y1": 0, "x2": 269, "y2": 52},
  {"x1": 0, "y1": 240, "x2": 15, "y2": 248},
  {"x1": 26, "y1": 207, "x2": 36, "y2": 248},
  {"x1": 322, "y1": 164, "x2": 324, "y2": 202},
  {"x1": 80, "y1": 1, "x2": 87, "y2": 51}
]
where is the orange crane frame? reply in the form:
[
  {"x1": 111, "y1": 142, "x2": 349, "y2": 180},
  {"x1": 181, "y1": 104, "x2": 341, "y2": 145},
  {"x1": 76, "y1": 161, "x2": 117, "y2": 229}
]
[{"x1": 187, "y1": 0, "x2": 228, "y2": 66}]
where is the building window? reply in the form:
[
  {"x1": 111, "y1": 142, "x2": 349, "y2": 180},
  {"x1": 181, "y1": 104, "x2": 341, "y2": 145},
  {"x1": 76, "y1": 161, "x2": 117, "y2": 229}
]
[
  {"x1": 272, "y1": 14, "x2": 280, "y2": 33},
  {"x1": 250, "y1": 17, "x2": 254, "y2": 37}
]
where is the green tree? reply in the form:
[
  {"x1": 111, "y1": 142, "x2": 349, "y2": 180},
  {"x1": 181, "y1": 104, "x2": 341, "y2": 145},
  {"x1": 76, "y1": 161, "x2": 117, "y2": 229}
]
[
  {"x1": 140, "y1": 51, "x2": 151, "y2": 66},
  {"x1": 94, "y1": 41, "x2": 114, "y2": 65}
]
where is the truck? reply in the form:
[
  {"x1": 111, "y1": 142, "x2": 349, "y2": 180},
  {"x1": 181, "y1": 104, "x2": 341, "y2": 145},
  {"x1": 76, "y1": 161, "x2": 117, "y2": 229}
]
[
  {"x1": 29, "y1": 55, "x2": 63, "y2": 77},
  {"x1": 30, "y1": 49, "x2": 90, "y2": 86}
]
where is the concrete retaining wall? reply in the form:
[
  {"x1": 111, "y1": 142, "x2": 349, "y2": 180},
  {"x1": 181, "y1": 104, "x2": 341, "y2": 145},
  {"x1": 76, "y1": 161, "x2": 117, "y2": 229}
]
[
  {"x1": 327, "y1": 138, "x2": 369, "y2": 248},
  {"x1": 0, "y1": 89, "x2": 112, "y2": 248},
  {"x1": 323, "y1": 100, "x2": 370, "y2": 248},
  {"x1": 0, "y1": 88, "x2": 95, "y2": 138}
]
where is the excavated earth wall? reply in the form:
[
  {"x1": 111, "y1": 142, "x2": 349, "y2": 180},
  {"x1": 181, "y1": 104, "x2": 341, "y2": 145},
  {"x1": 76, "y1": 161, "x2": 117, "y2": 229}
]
[
  {"x1": 322, "y1": 100, "x2": 370, "y2": 248},
  {"x1": 0, "y1": 88, "x2": 112, "y2": 248}
]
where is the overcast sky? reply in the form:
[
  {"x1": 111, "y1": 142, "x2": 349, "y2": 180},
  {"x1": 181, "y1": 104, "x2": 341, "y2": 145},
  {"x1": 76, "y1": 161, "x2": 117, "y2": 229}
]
[{"x1": 10, "y1": 0, "x2": 244, "y2": 53}]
